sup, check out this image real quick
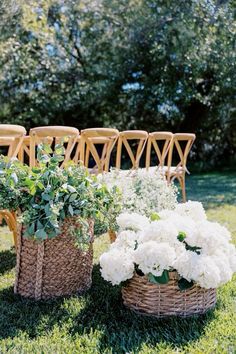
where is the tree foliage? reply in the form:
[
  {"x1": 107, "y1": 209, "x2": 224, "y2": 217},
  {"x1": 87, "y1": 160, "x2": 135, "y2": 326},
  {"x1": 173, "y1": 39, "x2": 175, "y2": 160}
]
[{"x1": 0, "y1": 0, "x2": 235, "y2": 168}]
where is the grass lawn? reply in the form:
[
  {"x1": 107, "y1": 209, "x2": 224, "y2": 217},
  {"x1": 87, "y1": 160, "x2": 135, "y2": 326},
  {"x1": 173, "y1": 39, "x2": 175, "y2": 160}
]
[{"x1": 0, "y1": 172, "x2": 236, "y2": 353}]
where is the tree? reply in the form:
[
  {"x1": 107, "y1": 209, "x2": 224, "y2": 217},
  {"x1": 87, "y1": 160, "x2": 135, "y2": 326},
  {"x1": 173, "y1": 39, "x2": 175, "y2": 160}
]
[{"x1": 0, "y1": 0, "x2": 235, "y2": 168}]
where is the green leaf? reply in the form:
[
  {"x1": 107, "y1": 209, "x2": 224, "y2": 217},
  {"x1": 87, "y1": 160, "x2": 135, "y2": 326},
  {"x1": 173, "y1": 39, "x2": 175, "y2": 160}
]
[
  {"x1": 68, "y1": 205, "x2": 74, "y2": 216},
  {"x1": 148, "y1": 270, "x2": 169, "y2": 284},
  {"x1": 69, "y1": 193, "x2": 77, "y2": 202},
  {"x1": 37, "y1": 182, "x2": 44, "y2": 190},
  {"x1": 27, "y1": 222, "x2": 35, "y2": 236},
  {"x1": 35, "y1": 228, "x2": 47, "y2": 240},
  {"x1": 150, "y1": 212, "x2": 160, "y2": 221},
  {"x1": 67, "y1": 185, "x2": 76, "y2": 193},
  {"x1": 42, "y1": 193, "x2": 51, "y2": 201},
  {"x1": 178, "y1": 278, "x2": 194, "y2": 291},
  {"x1": 54, "y1": 145, "x2": 65, "y2": 155},
  {"x1": 178, "y1": 231, "x2": 186, "y2": 242},
  {"x1": 43, "y1": 144, "x2": 53, "y2": 154},
  {"x1": 51, "y1": 155, "x2": 64, "y2": 163}
]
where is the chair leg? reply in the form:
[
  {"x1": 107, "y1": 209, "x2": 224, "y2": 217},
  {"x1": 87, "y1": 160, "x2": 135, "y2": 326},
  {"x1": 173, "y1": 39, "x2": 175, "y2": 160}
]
[
  {"x1": 108, "y1": 229, "x2": 117, "y2": 243},
  {"x1": 0, "y1": 211, "x2": 18, "y2": 248},
  {"x1": 180, "y1": 175, "x2": 186, "y2": 202}
]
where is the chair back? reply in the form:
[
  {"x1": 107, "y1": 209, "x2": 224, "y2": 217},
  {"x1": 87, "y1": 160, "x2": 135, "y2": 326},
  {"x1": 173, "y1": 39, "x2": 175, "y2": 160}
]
[
  {"x1": 78, "y1": 128, "x2": 119, "y2": 173},
  {"x1": 167, "y1": 133, "x2": 196, "y2": 175},
  {"x1": 146, "y1": 131, "x2": 173, "y2": 169},
  {"x1": 29, "y1": 126, "x2": 79, "y2": 167},
  {"x1": 0, "y1": 124, "x2": 26, "y2": 158},
  {"x1": 116, "y1": 130, "x2": 148, "y2": 169},
  {"x1": 18, "y1": 136, "x2": 54, "y2": 164}
]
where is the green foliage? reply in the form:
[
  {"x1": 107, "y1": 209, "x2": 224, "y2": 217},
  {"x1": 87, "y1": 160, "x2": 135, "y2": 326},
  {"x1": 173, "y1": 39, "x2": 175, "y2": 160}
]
[
  {"x1": 0, "y1": 144, "x2": 121, "y2": 247},
  {"x1": 148, "y1": 270, "x2": 169, "y2": 285},
  {"x1": 0, "y1": 1, "x2": 235, "y2": 167}
]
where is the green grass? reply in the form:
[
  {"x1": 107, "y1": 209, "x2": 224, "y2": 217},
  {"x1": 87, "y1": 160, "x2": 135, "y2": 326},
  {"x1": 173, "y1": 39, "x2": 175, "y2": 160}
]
[{"x1": 0, "y1": 172, "x2": 236, "y2": 353}]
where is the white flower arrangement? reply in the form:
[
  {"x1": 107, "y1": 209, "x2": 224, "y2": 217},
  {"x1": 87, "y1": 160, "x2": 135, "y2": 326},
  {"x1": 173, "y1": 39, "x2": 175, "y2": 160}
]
[
  {"x1": 98, "y1": 168, "x2": 178, "y2": 218},
  {"x1": 100, "y1": 201, "x2": 236, "y2": 289}
]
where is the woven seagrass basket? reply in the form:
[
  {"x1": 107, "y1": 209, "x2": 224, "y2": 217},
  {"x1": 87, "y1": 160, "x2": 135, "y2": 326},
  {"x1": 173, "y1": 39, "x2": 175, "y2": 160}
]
[
  {"x1": 122, "y1": 271, "x2": 216, "y2": 318},
  {"x1": 14, "y1": 217, "x2": 94, "y2": 300}
]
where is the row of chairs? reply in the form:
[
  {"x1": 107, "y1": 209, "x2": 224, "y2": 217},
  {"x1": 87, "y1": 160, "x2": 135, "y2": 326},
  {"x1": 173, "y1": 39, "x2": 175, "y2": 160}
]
[{"x1": 0, "y1": 125, "x2": 196, "y2": 247}]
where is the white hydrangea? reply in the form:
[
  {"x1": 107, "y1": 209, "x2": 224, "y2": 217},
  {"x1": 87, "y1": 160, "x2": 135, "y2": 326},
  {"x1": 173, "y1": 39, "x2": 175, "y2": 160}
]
[
  {"x1": 211, "y1": 251, "x2": 233, "y2": 285},
  {"x1": 191, "y1": 255, "x2": 221, "y2": 289},
  {"x1": 195, "y1": 220, "x2": 232, "y2": 254},
  {"x1": 100, "y1": 248, "x2": 134, "y2": 285},
  {"x1": 139, "y1": 220, "x2": 179, "y2": 245},
  {"x1": 175, "y1": 201, "x2": 207, "y2": 222},
  {"x1": 99, "y1": 209, "x2": 236, "y2": 289},
  {"x1": 134, "y1": 241, "x2": 176, "y2": 276},
  {"x1": 161, "y1": 212, "x2": 198, "y2": 247},
  {"x1": 116, "y1": 212, "x2": 150, "y2": 232},
  {"x1": 173, "y1": 250, "x2": 199, "y2": 282},
  {"x1": 110, "y1": 230, "x2": 139, "y2": 251}
]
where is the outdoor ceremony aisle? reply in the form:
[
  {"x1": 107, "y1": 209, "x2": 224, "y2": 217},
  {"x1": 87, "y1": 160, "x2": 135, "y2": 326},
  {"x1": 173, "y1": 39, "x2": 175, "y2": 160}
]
[{"x1": 0, "y1": 172, "x2": 235, "y2": 353}]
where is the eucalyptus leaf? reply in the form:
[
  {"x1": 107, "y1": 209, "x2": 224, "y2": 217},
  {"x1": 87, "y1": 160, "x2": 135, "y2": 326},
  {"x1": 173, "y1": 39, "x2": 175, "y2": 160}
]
[{"x1": 148, "y1": 270, "x2": 169, "y2": 285}]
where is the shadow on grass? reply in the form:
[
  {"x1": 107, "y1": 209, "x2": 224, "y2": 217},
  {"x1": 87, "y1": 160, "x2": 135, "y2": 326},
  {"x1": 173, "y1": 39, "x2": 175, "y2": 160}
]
[
  {"x1": 0, "y1": 265, "x2": 216, "y2": 353},
  {"x1": 185, "y1": 171, "x2": 236, "y2": 209},
  {"x1": 0, "y1": 248, "x2": 16, "y2": 276}
]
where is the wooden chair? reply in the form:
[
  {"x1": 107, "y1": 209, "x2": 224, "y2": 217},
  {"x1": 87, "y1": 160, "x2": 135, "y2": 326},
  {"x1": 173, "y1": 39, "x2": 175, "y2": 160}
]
[
  {"x1": 165, "y1": 133, "x2": 196, "y2": 202},
  {"x1": 29, "y1": 126, "x2": 79, "y2": 167},
  {"x1": 18, "y1": 135, "x2": 54, "y2": 164},
  {"x1": 0, "y1": 124, "x2": 26, "y2": 247},
  {"x1": 78, "y1": 128, "x2": 119, "y2": 173},
  {"x1": 145, "y1": 132, "x2": 173, "y2": 169},
  {"x1": 116, "y1": 130, "x2": 148, "y2": 170},
  {"x1": 0, "y1": 125, "x2": 26, "y2": 158}
]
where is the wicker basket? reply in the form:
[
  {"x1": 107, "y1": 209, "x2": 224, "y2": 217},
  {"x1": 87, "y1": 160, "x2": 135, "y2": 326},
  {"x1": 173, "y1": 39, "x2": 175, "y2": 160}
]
[
  {"x1": 122, "y1": 272, "x2": 216, "y2": 318},
  {"x1": 14, "y1": 217, "x2": 94, "y2": 300}
]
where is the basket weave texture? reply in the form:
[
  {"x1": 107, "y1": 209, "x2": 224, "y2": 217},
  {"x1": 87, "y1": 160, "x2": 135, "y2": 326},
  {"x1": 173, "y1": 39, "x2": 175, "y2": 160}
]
[
  {"x1": 14, "y1": 217, "x2": 94, "y2": 300},
  {"x1": 122, "y1": 272, "x2": 216, "y2": 318}
]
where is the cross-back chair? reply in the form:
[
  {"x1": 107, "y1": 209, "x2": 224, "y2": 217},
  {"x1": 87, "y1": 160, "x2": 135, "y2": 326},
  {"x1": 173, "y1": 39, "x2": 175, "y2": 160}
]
[
  {"x1": 78, "y1": 128, "x2": 119, "y2": 174},
  {"x1": 0, "y1": 124, "x2": 26, "y2": 247},
  {"x1": 165, "y1": 133, "x2": 196, "y2": 202},
  {"x1": 29, "y1": 126, "x2": 79, "y2": 167},
  {"x1": 116, "y1": 130, "x2": 148, "y2": 170},
  {"x1": 145, "y1": 131, "x2": 173, "y2": 169},
  {"x1": 18, "y1": 135, "x2": 54, "y2": 164}
]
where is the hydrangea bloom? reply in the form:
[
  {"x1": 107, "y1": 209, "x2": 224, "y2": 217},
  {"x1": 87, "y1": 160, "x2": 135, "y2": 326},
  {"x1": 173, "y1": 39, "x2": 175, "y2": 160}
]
[
  {"x1": 191, "y1": 255, "x2": 221, "y2": 289},
  {"x1": 100, "y1": 248, "x2": 134, "y2": 285},
  {"x1": 139, "y1": 220, "x2": 179, "y2": 244},
  {"x1": 110, "y1": 230, "x2": 139, "y2": 251},
  {"x1": 116, "y1": 212, "x2": 149, "y2": 231},
  {"x1": 100, "y1": 204, "x2": 236, "y2": 290},
  {"x1": 134, "y1": 241, "x2": 176, "y2": 276},
  {"x1": 175, "y1": 201, "x2": 207, "y2": 222}
]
